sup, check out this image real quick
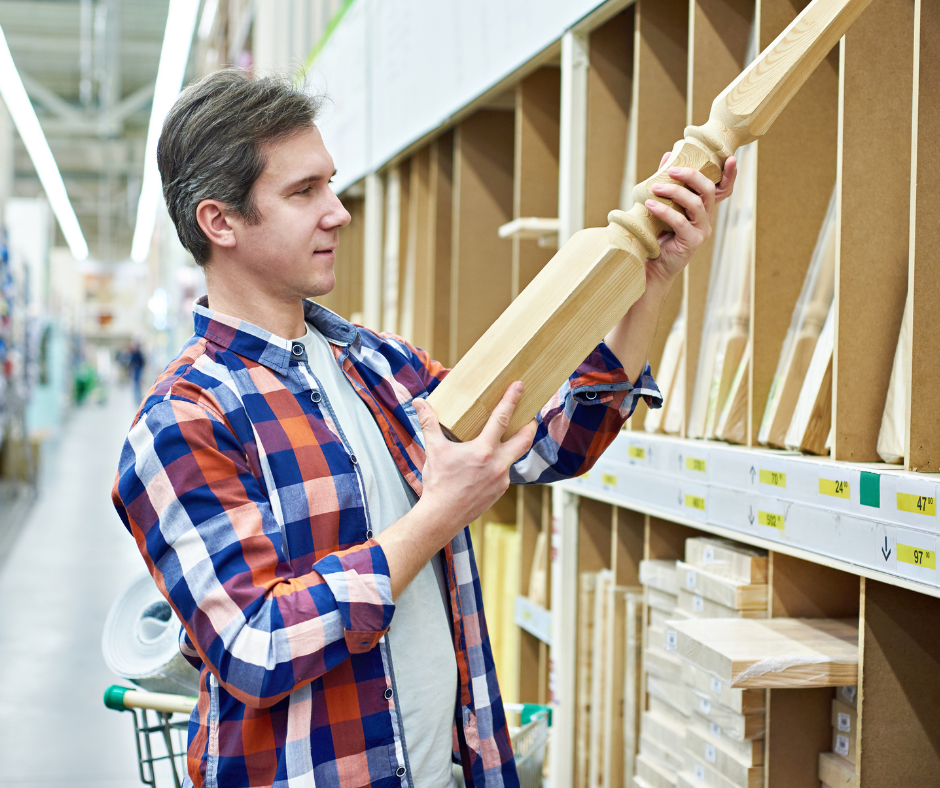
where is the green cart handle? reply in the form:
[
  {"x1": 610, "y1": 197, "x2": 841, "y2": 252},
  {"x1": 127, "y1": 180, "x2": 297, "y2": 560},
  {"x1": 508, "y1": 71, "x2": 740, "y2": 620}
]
[{"x1": 104, "y1": 685, "x2": 198, "y2": 715}]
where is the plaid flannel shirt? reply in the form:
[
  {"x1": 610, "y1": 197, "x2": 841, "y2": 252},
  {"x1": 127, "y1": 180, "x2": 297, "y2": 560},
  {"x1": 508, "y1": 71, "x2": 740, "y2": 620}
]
[{"x1": 112, "y1": 297, "x2": 661, "y2": 788}]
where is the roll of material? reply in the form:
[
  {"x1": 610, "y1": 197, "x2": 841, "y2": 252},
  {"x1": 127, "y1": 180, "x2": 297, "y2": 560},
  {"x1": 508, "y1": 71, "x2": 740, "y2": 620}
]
[{"x1": 102, "y1": 571, "x2": 200, "y2": 696}]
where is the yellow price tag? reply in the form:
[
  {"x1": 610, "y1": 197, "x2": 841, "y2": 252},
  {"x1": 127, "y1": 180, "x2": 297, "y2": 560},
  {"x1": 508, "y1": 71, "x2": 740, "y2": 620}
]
[
  {"x1": 897, "y1": 492, "x2": 936, "y2": 517},
  {"x1": 602, "y1": 473, "x2": 618, "y2": 487},
  {"x1": 685, "y1": 494, "x2": 706, "y2": 511},
  {"x1": 760, "y1": 469, "x2": 786, "y2": 488},
  {"x1": 819, "y1": 478, "x2": 850, "y2": 499},
  {"x1": 897, "y1": 543, "x2": 936, "y2": 570},
  {"x1": 686, "y1": 457, "x2": 707, "y2": 473},
  {"x1": 758, "y1": 511, "x2": 785, "y2": 531},
  {"x1": 629, "y1": 446, "x2": 646, "y2": 460}
]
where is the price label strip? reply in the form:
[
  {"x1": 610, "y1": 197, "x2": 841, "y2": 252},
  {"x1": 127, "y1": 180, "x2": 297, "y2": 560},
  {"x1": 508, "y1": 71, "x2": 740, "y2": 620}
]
[
  {"x1": 897, "y1": 543, "x2": 936, "y2": 570},
  {"x1": 760, "y1": 469, "x2": 786, "y2": 488},
  {"x1": 758, "y1": 510, "x2": 785, "y2": 531},
  {"x1": 819, "y1": 478, "x2": 850, "y2": 499},
  {"x1": 897, "y1": 492, "x2": 936, "y2": 517},
  {"x1": 686, "y1": 494, "x2": 706, "y2": 511}
]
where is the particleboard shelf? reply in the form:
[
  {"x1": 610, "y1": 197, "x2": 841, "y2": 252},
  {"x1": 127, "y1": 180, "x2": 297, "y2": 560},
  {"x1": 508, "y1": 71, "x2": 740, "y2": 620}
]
[{"x1": 497, "y1": 217, "x2": 560, "y2": 243}]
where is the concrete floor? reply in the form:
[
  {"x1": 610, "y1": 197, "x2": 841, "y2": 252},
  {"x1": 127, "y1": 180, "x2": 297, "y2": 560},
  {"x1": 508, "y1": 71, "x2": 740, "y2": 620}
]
[{"x1": 0, "y1": 390, "x2": 167, "y2": 787}]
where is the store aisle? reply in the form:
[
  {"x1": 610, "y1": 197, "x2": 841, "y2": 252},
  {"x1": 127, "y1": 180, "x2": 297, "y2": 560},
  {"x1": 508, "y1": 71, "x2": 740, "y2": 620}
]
[{"x1": 0, "y1": 392, "x2": 150, "y2": 787}]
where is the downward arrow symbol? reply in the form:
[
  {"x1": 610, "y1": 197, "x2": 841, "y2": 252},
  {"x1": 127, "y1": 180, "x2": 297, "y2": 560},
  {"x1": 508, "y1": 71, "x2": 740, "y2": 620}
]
[
  {"x1": 748, "y1": 506, "x2": 755, "y2": 525},
  {"x1": 881, "y1": 536, "x2": 892, "y2": 561}
]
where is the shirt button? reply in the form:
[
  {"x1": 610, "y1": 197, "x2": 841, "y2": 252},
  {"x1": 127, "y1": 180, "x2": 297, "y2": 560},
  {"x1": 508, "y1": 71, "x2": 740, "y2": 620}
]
[
  {"x1": 350, "y1": 454, "x2": 358, "y2": 465},
  {"x1": 291, "y1": 344, "x2": 304, "y2": 356},
  {"x1": 366, "y1": 529, "x2": 374, "y2": 539},
  {"x1": 396, "y1": 766, "x2": 406, "y2": 778},
  {"x1": 310, "y1": 391, "x2": 321, "y2": 403},
  {"x1": 584, "y1": 390, "x2": 598, "y2": 400},
  {"x1": 384, "y1": 688, "x2": 393, "y2": 700}
]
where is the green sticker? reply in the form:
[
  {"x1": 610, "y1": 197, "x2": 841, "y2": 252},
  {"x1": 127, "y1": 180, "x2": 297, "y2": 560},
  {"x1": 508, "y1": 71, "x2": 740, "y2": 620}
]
[{"x1": 860, "y1": 471, "x2": 881, "y2": 508}]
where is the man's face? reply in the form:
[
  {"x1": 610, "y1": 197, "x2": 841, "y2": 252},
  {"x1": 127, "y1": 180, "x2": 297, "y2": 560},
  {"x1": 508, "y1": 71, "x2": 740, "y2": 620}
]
[{"x1": 228, "y1": 125, "x2": 350, "y2": 299}]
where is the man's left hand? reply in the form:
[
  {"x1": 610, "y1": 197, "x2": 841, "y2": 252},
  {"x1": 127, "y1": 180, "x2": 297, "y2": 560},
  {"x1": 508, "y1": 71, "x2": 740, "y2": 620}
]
[{"x1": 642, "y1": 152, "x2": 738, "y2": 286}]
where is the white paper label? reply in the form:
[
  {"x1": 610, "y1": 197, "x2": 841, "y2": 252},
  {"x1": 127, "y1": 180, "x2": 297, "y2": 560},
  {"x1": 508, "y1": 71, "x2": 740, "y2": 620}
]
[
  {"x1": 841, "y1": 685, "x2": 857, "y2": 702},
  {"x1": 710, "y1": 677, "x2": 722, "y2": 695},
  {"x1": 686, "y1": 570, "x2": 697, "y2": 590},
  {"x1": 699, "y1": 697, "x2": 711, "y2": 715},
  {"x1": 666, "y1": 629, "x2": 678, "y2": 651},
  {"x1": 703, "y1": 546, "x2": 715, "y2": 564},
  {"x1": 693, "y1": 594, "x2": 705, "y2": 613},
  {"x1": 709, "y1": 721, "x2": 721, "y2": 739},
  {"x1": 835, "y1": 734, "x2": 850, "y2": 756},
  {"x1": 838, "y1": 712, "x2": 851, "y2": 732},
  {"x1": 705, "y1": 743, "x2": 717, "y2": 764},
  {"x1": 694, "y1": 763, "x2": 706, "y2": 781}
]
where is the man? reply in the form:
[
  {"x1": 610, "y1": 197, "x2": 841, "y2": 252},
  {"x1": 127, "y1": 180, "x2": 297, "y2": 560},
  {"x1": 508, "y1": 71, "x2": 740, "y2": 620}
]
[{"x1": 113, "y1": 69, "x2": 735, "y2": 788}]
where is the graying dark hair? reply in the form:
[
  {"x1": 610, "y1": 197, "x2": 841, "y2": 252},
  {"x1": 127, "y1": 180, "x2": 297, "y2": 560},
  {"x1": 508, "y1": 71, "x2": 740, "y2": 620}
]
[{"x1": 157, "y1": 68, "x2": 324, "y2": 267}]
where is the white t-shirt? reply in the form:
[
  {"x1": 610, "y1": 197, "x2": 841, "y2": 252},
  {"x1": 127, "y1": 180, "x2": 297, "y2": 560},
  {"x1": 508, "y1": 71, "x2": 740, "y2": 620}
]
[{"x1": 298, "y1": 323, "x2": 458, "y2": 788}]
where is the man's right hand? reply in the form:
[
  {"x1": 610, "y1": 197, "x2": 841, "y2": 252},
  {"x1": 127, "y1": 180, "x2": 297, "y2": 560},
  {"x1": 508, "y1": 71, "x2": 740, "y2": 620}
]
[
  {"x1": 414, "y1": 381, "x2": 538, "y2": 532},
  {"x1": 375, "y1": 382, "x2": 537, "y2": 600}
]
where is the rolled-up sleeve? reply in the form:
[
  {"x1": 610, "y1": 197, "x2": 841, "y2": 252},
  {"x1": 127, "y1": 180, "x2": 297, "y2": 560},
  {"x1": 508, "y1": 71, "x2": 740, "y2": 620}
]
[
  {"x1": 510, "y1": 341, "x2": 662, "y2": 484},
  {"x1": 112, "y1": 397, "x2": 394, "y2": 709}
]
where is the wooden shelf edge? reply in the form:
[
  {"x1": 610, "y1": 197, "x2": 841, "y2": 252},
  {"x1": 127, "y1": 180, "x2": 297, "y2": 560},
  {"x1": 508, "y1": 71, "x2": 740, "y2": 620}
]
[
  {"x1": 515, "y1": 595, "x2": 553, "y2": 645},
  {"x1": 497, "y1": 216, "x2": 560, "y2": 241}
]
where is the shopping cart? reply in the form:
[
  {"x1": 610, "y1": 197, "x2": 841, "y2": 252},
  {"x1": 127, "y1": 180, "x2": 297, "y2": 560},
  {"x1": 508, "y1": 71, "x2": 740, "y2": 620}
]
[
  {"x1": 105, "y1": 685, "x2": 551, "y2": 788},
  {"x1": 104, "y1": 685, "x2": 194, "y2": 788}
]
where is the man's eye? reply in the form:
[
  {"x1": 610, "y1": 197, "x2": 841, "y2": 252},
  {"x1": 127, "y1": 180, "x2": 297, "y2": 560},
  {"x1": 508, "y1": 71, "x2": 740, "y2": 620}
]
[{"x1": 296, "y1": 186, "x2": 312, "y2": 195}]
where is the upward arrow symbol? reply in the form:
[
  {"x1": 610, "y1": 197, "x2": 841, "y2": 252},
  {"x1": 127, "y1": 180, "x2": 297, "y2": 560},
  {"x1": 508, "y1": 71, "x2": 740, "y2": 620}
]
[{"x1": 750, "y1": 466, "x2": 757, "y2": 484}]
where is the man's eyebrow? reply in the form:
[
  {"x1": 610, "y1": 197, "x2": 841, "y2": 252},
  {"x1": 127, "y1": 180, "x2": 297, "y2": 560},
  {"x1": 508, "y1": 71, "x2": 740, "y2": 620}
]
[{"x1": 284, "y1": 170, "x2": 338, "y2": 192}]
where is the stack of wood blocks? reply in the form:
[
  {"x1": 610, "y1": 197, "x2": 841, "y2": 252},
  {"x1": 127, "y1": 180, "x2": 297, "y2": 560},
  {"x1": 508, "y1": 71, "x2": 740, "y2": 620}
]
[
  {"x1": 633, "y1": 537, "x2": 769, "y2": 788},
  {"x1": 817, "y1": 686, "x2": 859, "y2": 788},
  {"x1": 673, "y1": 539, "x2": 768, "y2": 788}
]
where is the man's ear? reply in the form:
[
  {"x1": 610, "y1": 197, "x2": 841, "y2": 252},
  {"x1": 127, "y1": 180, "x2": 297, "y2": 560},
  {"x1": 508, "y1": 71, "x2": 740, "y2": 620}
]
[{"x1": 196, "y1": 199, "x2": 237, "y2": 249}]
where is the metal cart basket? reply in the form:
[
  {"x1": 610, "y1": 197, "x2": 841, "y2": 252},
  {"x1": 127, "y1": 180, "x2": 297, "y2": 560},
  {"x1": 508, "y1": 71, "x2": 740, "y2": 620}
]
[{"x1": 105, "y1": 685, "x2": 551, "y2": 788}]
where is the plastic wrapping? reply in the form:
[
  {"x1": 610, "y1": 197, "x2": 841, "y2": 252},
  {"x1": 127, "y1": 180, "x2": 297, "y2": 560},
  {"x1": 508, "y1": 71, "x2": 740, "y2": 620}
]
[
  {"x1": 101, "y1": 572, "x2": 200, "y2": 696},
  {"x1": 688, "y1": 141, "x2": 757, "y2": 439},
  {"x1": 647, "y1": 674, "x2": 692, "y2": 716},
  {"x1": 759, "y1": 187, "x2": 838, "y2": 447},
  {"x1": 877, "y1": 292, "x2": 911, "y2": 463},
  {"x1": 784, "y1": 301, "x2": 835, "y2": 451}
]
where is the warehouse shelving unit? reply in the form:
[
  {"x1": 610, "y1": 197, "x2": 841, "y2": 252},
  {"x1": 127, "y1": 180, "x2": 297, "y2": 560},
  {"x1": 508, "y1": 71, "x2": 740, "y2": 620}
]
[{"x1": 302, "y1": 0, "x2": 940, "y2": 784}]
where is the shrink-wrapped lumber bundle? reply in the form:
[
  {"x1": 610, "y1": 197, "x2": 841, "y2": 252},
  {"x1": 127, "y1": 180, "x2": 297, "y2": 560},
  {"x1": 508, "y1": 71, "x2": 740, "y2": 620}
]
[
  {"x1": 759, "y1": 189, "x2": 837, "y2": 448},
  {"x1": 674, "y1": 538, "x2": 768, "y2": 788}
]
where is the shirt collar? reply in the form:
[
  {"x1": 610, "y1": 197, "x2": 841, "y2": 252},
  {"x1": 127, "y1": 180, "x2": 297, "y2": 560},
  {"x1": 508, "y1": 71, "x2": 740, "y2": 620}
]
[{"x1": 193, "y1": 296, "x2": 360, "y2": 375}]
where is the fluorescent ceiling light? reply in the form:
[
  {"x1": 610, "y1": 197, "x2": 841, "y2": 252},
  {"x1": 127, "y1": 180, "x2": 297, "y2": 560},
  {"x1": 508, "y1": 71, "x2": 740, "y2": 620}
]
[
  {"x1": 131, "y1": 0, "x2": 200, "y2": 264},
  {"x1": 0, "y1": 24, "x2": 88, "y2": 260},
  {"x1": 198, "y1": 0, "x2": 219, "y2": 40}
]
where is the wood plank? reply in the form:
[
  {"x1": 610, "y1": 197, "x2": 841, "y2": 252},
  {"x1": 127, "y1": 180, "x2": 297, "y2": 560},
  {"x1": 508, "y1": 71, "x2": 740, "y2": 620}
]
[
  {"x1": 429, "y1": 132, "x2": 454, "y2": 366},
  {"x1": 633, "y1": 0, "x2": 687, "y2": 432},
  {"x1": 677, "y1": 561, "x2": 768, "y2": 610},
  {"x1": 685, "y1": 537, "x2": 768, "y2": 584},
  {"x1": 905, "y1": 0, "x2": 940, "y2": 471},
  {"x1": 362, "y1": 172, "x2": 384, "y2": 329},
  {"x1": 517, "y1": 484, "x2": 545, "y2": 703},
  {"x1": 406, "y1": 148, "x2": 432, "y2": 350},
  {"x1": 449, "y1": 110, "x2": 514, "y2": 364},
  {"x1": 857, "y1": 580, "x2": 940, "y2": 786},
  {"x1": 833, "y1": 0, "x2": 913, "y2": 462},
  {"x1": 671, "y1": 617, "x2": 858, "y2": 688},
  {"x1": 513, "y1": 68, "x2": 561, "y2": 299}
]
